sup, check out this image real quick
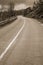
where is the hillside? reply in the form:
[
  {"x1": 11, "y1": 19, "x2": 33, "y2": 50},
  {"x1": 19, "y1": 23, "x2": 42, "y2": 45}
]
[{"x1": 25, "y1": 0, "x2": 43, "y2": 19}]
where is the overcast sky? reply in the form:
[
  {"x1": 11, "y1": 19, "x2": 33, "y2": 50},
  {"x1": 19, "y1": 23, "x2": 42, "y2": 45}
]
[{"x1": 0, "y1": 0, "x2": 35, "y2": 5}]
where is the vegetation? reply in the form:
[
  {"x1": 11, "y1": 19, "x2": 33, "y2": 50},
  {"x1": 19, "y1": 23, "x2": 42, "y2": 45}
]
[
  {"x1": 0, "y1": 0, "x2": 43, "y2": 22},
  {"x1": 0, "y1": 2, "x2": 15, "y2": 21},
  {"x1": 32, "y1": 0, "x2": 43, "y2": 18},
  {"x1": 24, "y1": 0, "x2": 43, "y2": 19}
]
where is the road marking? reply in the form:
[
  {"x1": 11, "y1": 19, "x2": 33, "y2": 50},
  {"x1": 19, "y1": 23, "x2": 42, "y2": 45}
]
[{"x1": 0, "y1": 21, "x2": 25, "y2": 60}]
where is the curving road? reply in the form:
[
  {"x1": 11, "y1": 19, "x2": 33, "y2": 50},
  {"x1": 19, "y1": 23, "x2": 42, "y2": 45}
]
[{"x1": 0, "y1": 16, "x2": 43, "y2": 65}]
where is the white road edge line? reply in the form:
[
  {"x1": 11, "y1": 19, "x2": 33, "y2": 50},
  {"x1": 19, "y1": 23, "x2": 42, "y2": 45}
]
[{"x1": 0, "y1": 21, "x2": 25, "y2": 60}]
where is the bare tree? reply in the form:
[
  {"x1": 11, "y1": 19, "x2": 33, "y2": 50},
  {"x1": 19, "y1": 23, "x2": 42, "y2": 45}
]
[
  {"x1": 9, "y1": 2, "x2": 14, "y2": 11},
  {"x1": 8, "y1": 2, "x2": 15, "y2": 17}
]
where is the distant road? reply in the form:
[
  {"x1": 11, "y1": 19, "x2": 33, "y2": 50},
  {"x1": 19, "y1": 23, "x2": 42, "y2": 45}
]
[{"x1": 0, "y1": 16, "x2": 43, "y2": 65}]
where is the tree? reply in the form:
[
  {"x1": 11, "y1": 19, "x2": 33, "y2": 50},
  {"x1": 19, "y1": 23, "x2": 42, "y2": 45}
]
[
  {"x1": 32, "y1": 0, "x2": 43, "y2": 18},
  {"x1": 8, "y1": 2, "x2": 15, "y2": 17},
  {"x1": 9, "y1": 2, "x2": 14, "y2": 11}
]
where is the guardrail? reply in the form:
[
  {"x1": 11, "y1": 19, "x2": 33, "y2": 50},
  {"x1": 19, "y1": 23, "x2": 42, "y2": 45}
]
[{"x1": 0, "y1": 16, "x2": 17, "y2": 26}]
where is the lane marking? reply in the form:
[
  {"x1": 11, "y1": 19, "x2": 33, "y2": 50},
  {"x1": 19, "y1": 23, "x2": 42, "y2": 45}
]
[{"x1": 0, "y1": 21, "x2": 25, "y2": 60}]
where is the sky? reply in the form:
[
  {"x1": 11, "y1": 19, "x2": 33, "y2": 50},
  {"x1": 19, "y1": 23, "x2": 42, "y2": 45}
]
[
  {"x1": 0, "y1": 0, "x2": 38, "y2": 10},
  {"x1": 14, "y1": 4, "x2": 29, "y2": 10},
  {"x1": 0, "y1": 0, "x2": 35, "y2": 5}
]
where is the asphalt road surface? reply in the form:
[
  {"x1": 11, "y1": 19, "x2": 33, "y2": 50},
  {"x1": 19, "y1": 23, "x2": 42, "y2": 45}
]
[{"x1": 0, "y1": 16, "x2": 43, "y2": 65}]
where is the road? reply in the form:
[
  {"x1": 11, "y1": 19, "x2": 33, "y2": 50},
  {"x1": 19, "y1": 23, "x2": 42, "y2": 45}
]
[{"x1": 0, "y1": 16, "x2": 43, "y2": 65}]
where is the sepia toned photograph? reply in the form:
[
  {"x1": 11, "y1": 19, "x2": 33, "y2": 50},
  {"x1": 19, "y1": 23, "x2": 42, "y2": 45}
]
[{"x1": 0, "y1": 0, "x2": 43, "y2": 65}]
